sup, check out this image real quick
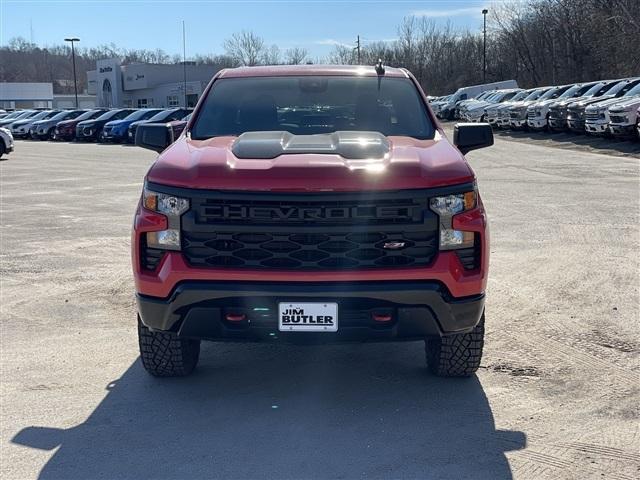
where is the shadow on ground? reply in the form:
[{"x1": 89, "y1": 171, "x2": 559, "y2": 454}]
[
  {"x1": 494, "y1": 129, "x2": 640, "y2": 157},
  {"x1": 13, "y1": 342, "x2": 525, "y2": 479}
]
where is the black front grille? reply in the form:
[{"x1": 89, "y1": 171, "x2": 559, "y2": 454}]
[
  {"x1": 182, "y1": 229, "x2": 437, "y2": 270},
  {"x1": 568, "y1": 108, "x2": 583, "y2": 117},
  {"x1": 610, "y1": 115, "x2": 628, "y2": 124},
  {"x1": 177, "y1": 189, "x2": 443, "y2": 271},
  {"x1": 585, "y1": 112, "x2": 601, "y2": 121}
]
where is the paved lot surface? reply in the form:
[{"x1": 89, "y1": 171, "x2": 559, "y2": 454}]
[{"x1": 1, "y1": 136, "x2": 638, "y2": 480}]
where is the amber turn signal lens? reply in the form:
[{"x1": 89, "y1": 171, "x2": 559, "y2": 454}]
[
  {"x1": 143, "y1": 191, "x2": 157, "y2": 211},
  {"x1": 463, "y1": 191, "x2": 476, "y2": 210}
]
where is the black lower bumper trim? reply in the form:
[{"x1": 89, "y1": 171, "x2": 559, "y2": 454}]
[{"x1": 137, "y1": 281, "x2": 485, "y2": 342}]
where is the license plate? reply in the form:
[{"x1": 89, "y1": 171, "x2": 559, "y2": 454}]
[{"x1": 278, "y1": 302, "x2": 338, "y2": 332}]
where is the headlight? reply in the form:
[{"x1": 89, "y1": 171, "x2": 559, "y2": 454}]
[
  {"x1": 143, "y1": 188, "x2": 189, "y2": 250},
  {"x1": 430, "y1": 190, "x2": 477, "y2": 250},
  {"x1": 430, "y1": 192, "x2": 476, "y2": 216}
]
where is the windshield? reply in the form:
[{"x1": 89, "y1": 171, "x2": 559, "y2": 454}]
[
  {"x1": 17, "y1": 110, "x2": 40, "y2": 120},
  {"x1": 49, "y1": 111, "x2": 75, "y2": 121},
  {"x1": 582, "y1": 83, "x2": 605, "y2": 97},
  {"x1": 124, "y1": 109, "x2": 162, "y2": 121},
  {"x1": 4, "y1": 111, "x2": 24, "y2": 119},
  {"x1": 525, "y1": 89, "x2": 547, "y2": 101},
  {"x1": 28, "y1": 111, "x2": 52, "y2": 121},
  {"x1": 557, "y1": 85, "x2": 582, "y2": 98},
  {"x1": 538, "y1": 88, "x2": 561, "y2": 100},
  {"x1": 73, "y1": 110, "x2": 100, "y2": 121},
  {"x1": 623, "y1": 82, "x2": 640, "y2": 97},
  {"x1": 605, "y1": 81, "x2": 630, "y2": 96},
  {"x1": 511, "y1": 91, "x2": 530, "y2": 101},
  {"x1": 95, "y1": 109, "x2": 132, "y2": 121},
  {"x1": 191, "y1": 76, "x2": 435, "y2": 140},
  {"x1": 147, "y1": 109, "x2": 188, "y2": 122}
]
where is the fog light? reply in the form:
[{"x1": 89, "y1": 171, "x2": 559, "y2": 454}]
[
  {"x1": 440, "y1": 229, "x2": 474, "y2": 250},
  {"x1": 147, "y1": 229, "x2": 181, "y2": 250}
]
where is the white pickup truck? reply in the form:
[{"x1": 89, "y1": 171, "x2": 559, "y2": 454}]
[
  {"x1": 608, "y1": 96, "x2": 640, "y2": 138},
  {"x1": 0, "y1": 127, "x2": 14, "y2": 159}
]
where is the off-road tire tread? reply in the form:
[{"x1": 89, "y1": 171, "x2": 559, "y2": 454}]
[
  {"x1": 426, "y1": 313, "x2": 484, "y2": 377},
  {"x1": 138, "y1": 317, "x2": 200, "y2": 377}
]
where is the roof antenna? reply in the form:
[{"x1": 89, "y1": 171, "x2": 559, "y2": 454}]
[{"x1": 375, "y1": 59, "x2": 385, "y2": 75}]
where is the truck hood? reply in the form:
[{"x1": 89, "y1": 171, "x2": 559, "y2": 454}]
[
  {"x1": 608, "y1": 96, "x2": 640, "y2": 112},
  {"x1": 570, "y1": 95, "x2": 617, "y2": 109},
  {"x1": 58, "y1": 118, "x2": 82, "y2": 127},
  {"x1": 105, "y1": 119, "x2": 126, "y2": 128},
  {"x1": 585, "y1": 96, "x2": 639, "y2": 112},
  {"x1": 554, "y1": 95, "x2": 594, "y2": 108},
  {"x1": 146, "y1": 132, "x2": 475, "y2": 192},
  {"x1": 467, "y1": 101, "x2": 494, "y2": 112}
]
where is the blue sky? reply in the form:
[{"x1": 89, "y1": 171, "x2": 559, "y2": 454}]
[{"x1": 1, "y1": 0, "x2": 490, "y2": 59}]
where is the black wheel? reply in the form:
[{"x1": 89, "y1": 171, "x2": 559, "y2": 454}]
[
  {"x1": 0, "y1": 141, "x2": 5, "y2": 159},
  {"x1": 426, "y1": 312, "x2": 484, "y2": 377},
  {"x1": 138, "y1": 316, "x2": 200, "y2": 377},
  {"x1": 49, "y1": 129, "x2": 56, "y2": 141}
]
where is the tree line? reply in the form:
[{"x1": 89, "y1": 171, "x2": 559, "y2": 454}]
[{"x1": 1, "y1": 0, "x2": 638, "y2": 96}]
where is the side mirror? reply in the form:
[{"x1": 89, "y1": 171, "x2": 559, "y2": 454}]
[
  {"x1": 453, "y1": 123, "x2": 494, "y2": 155},
  {"x1": 135, "y1": 123, "x2": 175, "y2": 153}
]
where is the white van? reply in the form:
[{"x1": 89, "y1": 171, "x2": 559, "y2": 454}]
[{"x1": 440, "y1": 80, "x2": 519, "y2": 120}]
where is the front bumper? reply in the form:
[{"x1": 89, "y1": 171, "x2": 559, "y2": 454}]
[
  {"x1": 12, "y1": 128, "x2": 29, "y2": 138},
  {"x1": 609, "y1": 124, "x2": 636, "y2": 136},
  {"x1": 548, "y1": 117, "x2": 567, "y2": 130},
  {"x1": 102, "y1": 129, "x2": 127, "y2": 142},
  {"x1": 509, "y1": 118, "x2": 527, "y2": 129},
  {"x1": 137, "y1": 281, "x2": 486, "y2": 341},
  {"x1": 526, "y1": 117, "x2": 547, "y2": 130},
  {"x1": 584, "y1": 121, "x2": 609, "y2": 134},
  {"x1": 55, "y1": 128, "x2": 75, "y2": 140},
  {"x1": 567, "y1": 119, "x2": 585, "y2": 132}
]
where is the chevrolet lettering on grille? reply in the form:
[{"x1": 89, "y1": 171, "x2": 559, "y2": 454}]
[{"x1": 202, "y1": 205, "x2": 415, "y2": 221}]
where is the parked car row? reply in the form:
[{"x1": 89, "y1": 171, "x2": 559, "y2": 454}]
[
  {"x1": 0, "y1": 107, "x2": 191, "y2": 143},
  {"x1": 429, "y1": 77, "x2": 640, "y2": 140}
]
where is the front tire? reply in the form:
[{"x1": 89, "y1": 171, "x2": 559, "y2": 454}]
[
  {"x1": 426, "y1": 312, "x2": 484, "y2": 377},
  {"x1": 138, "y1": 316, "x2": 200, "y2": 377}
]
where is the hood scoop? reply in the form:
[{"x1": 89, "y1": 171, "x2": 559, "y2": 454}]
[{"x1": 231, "y1": 131, "x2": 390, "y2": 160}]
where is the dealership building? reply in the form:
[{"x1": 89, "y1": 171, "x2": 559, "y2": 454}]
[{"x1": 87, "y1": 59, "x2": 220, "y2": 109}]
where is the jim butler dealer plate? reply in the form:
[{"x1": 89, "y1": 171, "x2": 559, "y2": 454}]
[{"x1": 278, "y1": 302, "x2": 338, "y2": 332}]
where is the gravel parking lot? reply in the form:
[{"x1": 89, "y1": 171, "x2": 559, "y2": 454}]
[{"x1": 1, "y1": 135, "x2": 638, "y2": 480}]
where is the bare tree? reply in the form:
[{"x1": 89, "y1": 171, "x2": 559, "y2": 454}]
[
  {"x1": 285, "y1": 47, "x2": 308, "y2": 65},
  {"x1": 262, "y1": 44, "x2": 281, "y2": 65},
  {"x1": 223, "y1": 31, "x2": 265, "y2": 66}
]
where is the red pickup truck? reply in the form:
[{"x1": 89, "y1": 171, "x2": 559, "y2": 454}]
[{"x1": 133, "y1": 64, "x2": 493, "y2": 378}]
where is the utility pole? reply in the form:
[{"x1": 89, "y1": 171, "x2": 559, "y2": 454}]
[
  {"x1": 482, "y1": 9, "x2": 488, "y2": 83},
  {"x1": 182, "y1": 21, "x2": 188, "y2": 108},
  {"x1": 355, "y1": 35, "x2": 361, "y2": 65},
  {"x1": 64, "y1": 37, "x2": 80, "y2": 108}
]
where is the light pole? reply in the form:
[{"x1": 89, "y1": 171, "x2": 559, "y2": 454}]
[
  {"x1": 182, "y1": 21, "x2": 187, "y2": 108},
  {"x1": 482, "y1": 9, "x2": 488, "y2": 83},
  {"x1": 64, "y1": 37, "x2": 80, "y2": 108}
]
